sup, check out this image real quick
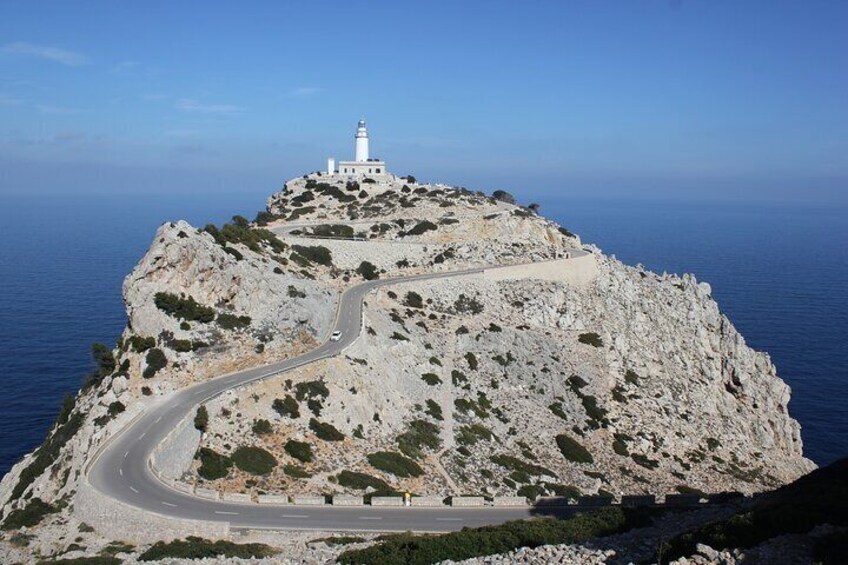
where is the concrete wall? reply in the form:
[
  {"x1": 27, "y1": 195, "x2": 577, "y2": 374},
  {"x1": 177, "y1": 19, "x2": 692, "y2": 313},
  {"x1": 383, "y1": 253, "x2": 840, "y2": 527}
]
[
  {"x1": 410, "y1": 496, "x2": 444, "y2": 507},
  {"x1": 150, "y1": 412, "x2": 201, "y2": 480},
  {"x1": 451, "y1": 496, "x2": 485, "y2": 507},
  {"x1": 483, "y1": 253, "x2": 597, "y2": 288},
  {"x1": 371, "y1": 496, "x2": 404, "y2": 507},
  {"x1": 492, "y1": 496, "x2": 527, "y2": 507},
  {"x1": 333, "y1": 495, "x2": 364, "y2": 506},
  {"x1": 74, "y1": 479, "x2": 228, "y2": 544}
]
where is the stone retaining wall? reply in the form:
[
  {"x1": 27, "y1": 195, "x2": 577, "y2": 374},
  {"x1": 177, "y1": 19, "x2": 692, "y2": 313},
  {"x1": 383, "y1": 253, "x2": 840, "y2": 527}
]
[
  {"x1": 483, "y1": 253, "x2": 597, "y2": 288},
  {"x1": 333, "y1": 495, "x2": 364, "y2": 506},
  {"x1": 411, "y1": 496, "x2": 444, "y2": 507},
  {"x1": 451, "y1": 496, "x2": 485, "y2": 507},
  {"x1": 371, "y1": 496, "x2": 404, "y2": 506},
  {"x1": 150, "y1": 411, "x2": 201, "y2": 480}
]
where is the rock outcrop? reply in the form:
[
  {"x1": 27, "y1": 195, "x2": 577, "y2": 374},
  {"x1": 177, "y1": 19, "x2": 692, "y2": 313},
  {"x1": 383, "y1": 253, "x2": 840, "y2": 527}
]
[{"x1": 0, "y1": 172, "x2": 815, "y2": 563}]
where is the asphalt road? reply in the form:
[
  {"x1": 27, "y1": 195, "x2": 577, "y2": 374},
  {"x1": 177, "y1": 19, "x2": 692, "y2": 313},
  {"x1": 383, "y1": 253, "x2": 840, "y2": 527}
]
[{"x1": 88, "y1": 251, "x2": 588, "y2": 532}]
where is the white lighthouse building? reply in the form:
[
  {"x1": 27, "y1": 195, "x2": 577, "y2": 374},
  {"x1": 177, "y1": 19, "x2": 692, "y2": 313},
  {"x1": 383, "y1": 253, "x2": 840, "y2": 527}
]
[{"x1": 329, "y1": 120, "x2": 388, "y2": 177}]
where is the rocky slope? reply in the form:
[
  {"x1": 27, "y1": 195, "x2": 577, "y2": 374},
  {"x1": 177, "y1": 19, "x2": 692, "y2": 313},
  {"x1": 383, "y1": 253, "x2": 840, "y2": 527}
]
[{"x1": 0, "y1": 172, "x2": 815, "y2": 563}]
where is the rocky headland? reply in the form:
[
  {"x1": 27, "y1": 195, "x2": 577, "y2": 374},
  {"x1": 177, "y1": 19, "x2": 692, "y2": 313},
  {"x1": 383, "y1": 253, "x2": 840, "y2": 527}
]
[{"x1": 0, "y1": 173, "x2": 823, "y2": 564}]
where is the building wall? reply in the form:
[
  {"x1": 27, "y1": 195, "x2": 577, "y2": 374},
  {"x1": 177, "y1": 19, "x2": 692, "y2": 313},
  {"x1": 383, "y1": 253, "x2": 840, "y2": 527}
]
[{"x1": 337, "y1": 161, "x2": 387, "y2": 176}]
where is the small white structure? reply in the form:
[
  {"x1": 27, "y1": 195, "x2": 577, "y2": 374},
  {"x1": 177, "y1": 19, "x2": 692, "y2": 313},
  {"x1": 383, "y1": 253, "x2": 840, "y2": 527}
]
[{"x1": 330, "y1": 119, "x2": 388, "y2": 177}]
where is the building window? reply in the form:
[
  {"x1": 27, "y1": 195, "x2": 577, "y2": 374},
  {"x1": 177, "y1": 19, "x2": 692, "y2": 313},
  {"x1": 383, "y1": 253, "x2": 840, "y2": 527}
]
[
  {"x1": 368, "y1": 168, "x2": 372, "y2": 173},
  {"x1": 376, "y1": 168, "x2": 381, "y2": 173}
]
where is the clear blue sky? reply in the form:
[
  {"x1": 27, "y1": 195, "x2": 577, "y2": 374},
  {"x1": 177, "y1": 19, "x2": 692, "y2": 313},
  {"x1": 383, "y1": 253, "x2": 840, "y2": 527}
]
[{"x1": 1, "y1": 1, "x2": 846, "y2": 203}]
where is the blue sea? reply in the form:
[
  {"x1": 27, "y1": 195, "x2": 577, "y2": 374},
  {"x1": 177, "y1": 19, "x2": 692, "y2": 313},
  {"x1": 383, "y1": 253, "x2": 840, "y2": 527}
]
[{"x1": 0, "y1": 192, "x2": 846, "y2": 476}]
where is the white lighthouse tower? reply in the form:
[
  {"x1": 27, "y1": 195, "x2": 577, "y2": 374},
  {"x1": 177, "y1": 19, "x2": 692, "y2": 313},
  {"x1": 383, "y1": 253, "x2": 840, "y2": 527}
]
[
  {"x1": 334, "y1": 119, "x2": 387, "y2": 177},
  {"x1": 355, "y1": 119, "x2": 369, "y2": 162}
]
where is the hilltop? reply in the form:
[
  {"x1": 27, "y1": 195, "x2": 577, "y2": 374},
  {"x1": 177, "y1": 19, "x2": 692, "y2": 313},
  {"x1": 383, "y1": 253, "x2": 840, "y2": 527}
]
[{"x1": 0, "y1": 172, "x2": 815, "y2": 563}]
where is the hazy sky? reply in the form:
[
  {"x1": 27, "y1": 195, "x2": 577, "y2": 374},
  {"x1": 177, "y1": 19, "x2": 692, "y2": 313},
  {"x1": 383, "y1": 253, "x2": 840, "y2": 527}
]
[{"x1": 1, "y1": 1, "x2": 846, "y2": 203}]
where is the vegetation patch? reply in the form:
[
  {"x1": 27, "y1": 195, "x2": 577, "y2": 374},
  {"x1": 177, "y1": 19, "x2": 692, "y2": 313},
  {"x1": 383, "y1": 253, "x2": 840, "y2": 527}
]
[
  {"x1": 272, "y1": 395, "x2": 300, "y2": 418},
  {"x1": 128, "y1": 335, "x2": 156, "y2": 353},
  {"x1": 231, "y1": 446, "x2": 277, "y2": 475},
  {"x1": 453, "y1": 294, "x2": 484, "y2": 315},
  {"x1": 337, "y1": 471, "x2": 391, "y2": 491},
  {"x1": 425, "y1": 399, "x2": 443, "y2": 421},
  {"x1": 404, "y1": 291, "x2": 424, "y2": 308},
  {"x1": 367, "y1": 451, "x2": 424, "y2": 478},
  {"x1": 310, "y1": 224, "x2": 354, "y2": 238},
  {"x1": 396, "y1": 419, "x2": 441, "y2": 459},
  {"x1": 193, "y1": 405, "x2": 208, "y2": 432},
  {"x1": 216, "y1": 313, "x2": 251, "y2": 330},
  {"x1": 143, "y1": 348, "x2": 167, "y2": 379},
  {"x1": 357, "y1": 261, "x2": 379, "y2": 280},
  {"x1": 490, "y1": 454, "x2": 555, "y2": 481},
  {"x1": 154, "y1": 292, "x2": 215, "y2": 323},
  {"x1": 139, "y1": 536, "x2": 278, "y2": 561},
  {"x1": 456, "y1": 424, "x2": 493, "y2": 446},
  {"x1": 578, "y1": 332, "x2": 603, "y2": 348},
  {"x1": 403, "y1": 220, "x2": 438, "y2": 236},
  {"x1": 555, "y1": 434, "x2": 594, "y2": 464},
  {"x1": 309, "y1": 418, "x2": 345, "y2": 441},
  {"x1": 1, "y1": 497, "x2": 57, "y2": 530},
  {"x1": 197, "y1": 448, "x2": 232, "y2": 480},
  {"x1": 284, "y1": 464, "x2": 312, "y2": 478},
  {"x1": 291, "y1": 244, "x2": 333, "y2": 266},
  {"x1": 252, "y1": 418, "x2": 272, "y2": 435},
  {"x1": 464, "y1": 352, "x2": 478, "y2": 370},
  {"x1": 421, "y1": 373, "x2": 441, "y2": 386},
  {"x1": 337, "y1": 508, "x2": 646, "y2": 565},
  {"x1": 284, "y1": 439, "x2": 313, "y2": 463}
]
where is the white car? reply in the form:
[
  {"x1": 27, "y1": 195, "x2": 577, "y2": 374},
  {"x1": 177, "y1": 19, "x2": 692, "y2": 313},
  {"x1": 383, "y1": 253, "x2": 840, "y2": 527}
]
[{"x1": 330, "y1": 330, "x2": 343, "y2": 342}]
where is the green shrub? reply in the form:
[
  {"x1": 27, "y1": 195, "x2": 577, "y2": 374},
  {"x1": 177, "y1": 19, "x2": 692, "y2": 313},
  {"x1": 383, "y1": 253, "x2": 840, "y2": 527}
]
[
  {"x1": 492, "y1": 189, "x2": 516, "y2": 204},
  {"x1": 390, "y1": 332, "x2": 409, "y2": 341},
  {"x1": 272, "y1": 395, "x2": 300, "y2": 418},
  {"x1": 367, "y1": 451, "x2": 424, "y2": 478},
  {"x1": 578, "y1": 332, "x2": 603, "y2": 347},
  {"x1": 309, "y1": 418, "x2": 345, "y2": 441},
  {"x1": 138, "y1": 537, "x2": 278, "y2": 561},
  {"x1": 291, "y1": 245, "x2": 333, "y2": 266},
  {"x1": 337, "y1": 508, "x2": 640, "y2": 565},
  {"x1": 403, "y1": 220, "x2": 438, "y2": 236},
  {"x1": 464, "y1": 352, "x2": 478, "y2": 370},
  {"x1": 404, "y1": 291, "x2": 423, "y2": 308},
  {"x1": 107, "y1": 401, "x2": 125, "y2": 417},
  {"x1": 143, "y1": 348, "x2": 167, "y2": 378},
  {"x1": 311, "y1": 224, "x2": 355, "y2": 238},
  {"x1": 631, "y1": 453, "x2": 660, "y2": 469},
  {"x1": 624, "y1": 369, "x2": 640, "y2": 386},
  {"x1": 197, "y1": 448, "x2": 232, "y2": 480},
  {"x1": 421, "y1": 373, "x2": 441, "y2": 386},
  {"x1": 91, "y1": 343, "x2": 116, "y2": 377},
  {"x1": 456, "y1": 424, "x2": 493, "y2": 446},
  {"x1": 231, "y1": 446, "x2": 277, "y2": 475},
  {"x1": 1, "y1": 498, "x2": 57, "y2": 530},
  {"x1": 555, "y1": 434, "x2": 593, "y2": 464},
  {"x1": 357, "y1": 261, "x2": 379, "y2": 280},
  {"x1": 252, "y1": 419, "x2": 272, "y2": 435},
  {"x1": 284, "y1": 440, "x2": 314, "y2": 463},
  {"x1": 490, "y1": 454, "x2": 555, "y2": 481},
  {"x1": 254, "y1": 210, "x2": 276, "y2": 226},
  {"x1": 548, "y1": 402, "x2": 568, "y2": 421},
  {"x1": 35, "y1": 557, "x2": 121, "y2": 565},
  {"x1": 425, "y1": 399, "x2": 443, "y2": 421},
  {"x1": 397, "y1": 420, "x2": 441, "y2": 459},
  {"x1": 194, "y1": 405, "x2": 208, "y2": 431},
  {"x1": 128, "y1": 335, "x2": 156, "y2": 352},
  {"x1": 294, "y1": 380, "x2": 330, "y2": 401},
  {"x1": 453, "y1": 294, "x2": 483, "y2": 314},
  {"x1": 451, "y1": 370, "x2": 468, "y2": 386},
  {"x1": 217, "y1": 313, "x2": 251, "y2": 330},
  {"x1": 337, "y1": 471, "x2": 391, "y2": 491},
  {"x1": 284, "y1": 464, "x2": 312, "y2": 478},
  {"x1": 154, "y1": 292, "x2": 215, "y2": 323}
]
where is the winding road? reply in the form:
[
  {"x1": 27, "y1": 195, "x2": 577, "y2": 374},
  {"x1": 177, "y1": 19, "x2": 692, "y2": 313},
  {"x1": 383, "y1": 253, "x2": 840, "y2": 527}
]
[{"x1": 87, "y1": 230, "x2": 589, "y2": 532}]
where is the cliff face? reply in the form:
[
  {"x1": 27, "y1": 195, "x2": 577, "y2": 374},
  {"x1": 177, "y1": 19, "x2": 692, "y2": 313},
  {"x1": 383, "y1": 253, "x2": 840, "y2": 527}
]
[{"x1": 0, "y1": 172, "x2": 813, "y2": 561}]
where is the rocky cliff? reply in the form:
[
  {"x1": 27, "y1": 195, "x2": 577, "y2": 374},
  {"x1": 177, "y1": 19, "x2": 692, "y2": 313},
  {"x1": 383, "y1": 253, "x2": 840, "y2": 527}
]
[{"x1": 0, "y1": 172, "x2": 815, "y2": 563}]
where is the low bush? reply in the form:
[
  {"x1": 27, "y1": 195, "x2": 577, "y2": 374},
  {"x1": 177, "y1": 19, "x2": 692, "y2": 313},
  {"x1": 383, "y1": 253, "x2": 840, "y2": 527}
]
[
  {"x1": 38, "y1": 557, "x2": 121, "y2": 565},
  {"x1": 456, "y1": 424, "x2": 493, "y2": 446},
  {"x1": 337, "y1": 508, "x2": 642, "y2": 565},
  {"x1": 291, "y1": 244, "x2": 333, "y2": 266},
  {"x1": 1, "y1": 497, "x2": 57, "y2": 530},
  {"x1": 453, "y1": 294, "x2": 483, "y2": 314},
  {"x1": 309, "y1": 418, "x2": 345, "y2": 441},
  {"x1": 337, "y1": 471, "x2": 391, "y2": 491},
  {"x1": 357, "y1": 261, "x2": 379, "y2": 280},
  {"x1": 143, "y1": 348, "x2": 167, "y2": 379},
  {"x1": 555, "y1": 434, "x2": 594, "y2": 464},
  {"x1": 284, "y1": 439, "x2": 313, "y2": 463},
  {"x1": 284, "y1": 464, "x2": 312, "y2": 478},
  {"x1": 421, "y1": 373, "x2": 441, "y2": 386},
  {"x1": 154, "y1": 292, "x2": 215, "y2": 323},
  {"x1": 367, "y1": 451, "x2": 424, "y2": 478},
  {"x1": 390, "y1": 332, "x2": 409, "y2": 341},
  {"x1": 403, "y1": 220, "x2": 437, "y2": 236},
  {"x1": 128, "y1": 335, "x2": 156, "y2": 352},
  {"x1": 425, "y1": 399, "x2": 443, "y2": 421},
  {"x1": 624, "y1": 369, "x2": 641, "y2": 386},
  {"x1": 464, "y1": 352, "x2": 478, "y2": 370},
  {"x1": 231, "y1": 446, "x2": 277, "y2": 475},
  {"x1": 138, "y1": 537, "x2": 278, "y2": 561},
  {"x1": 490, "y1": 454, "x2": 555, "y2": 482},
  {"x1": 397, "y1": 420, "x2": 441, "y2": 459},
  {"x1": 272, "y1": 395, "x2": 300, "y2": 418},
  {"x1": 197, "y1": 448, "x2": 232, "y2": 480},
  {"x1": 252, "y1": 419, "x2": 272, "y2": 435},
  {"x1": 404, "y1": 291, "x2": 423, "y2": 308},
  {"x1": 194, "y1": 405, "x2": 208, "y2": 431},
  {"x1": 311, "y1": 224, "x2": 355, "y2": 238},
  {"x1": 578, "y1": 332, "x2": 603, "y2": 348},
  {"x1": 217, "y1": 313, "x2": 251, "y2": 330}
]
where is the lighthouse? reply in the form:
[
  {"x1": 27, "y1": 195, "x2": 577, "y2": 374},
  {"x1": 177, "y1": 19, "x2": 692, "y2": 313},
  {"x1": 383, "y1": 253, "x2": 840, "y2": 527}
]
[
  {"x1": 331, "y1": 119, "x2": 388, "y2": 177},
  {"x1": 355, "y1": 119, "x2": 369, "y2": 162}
]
